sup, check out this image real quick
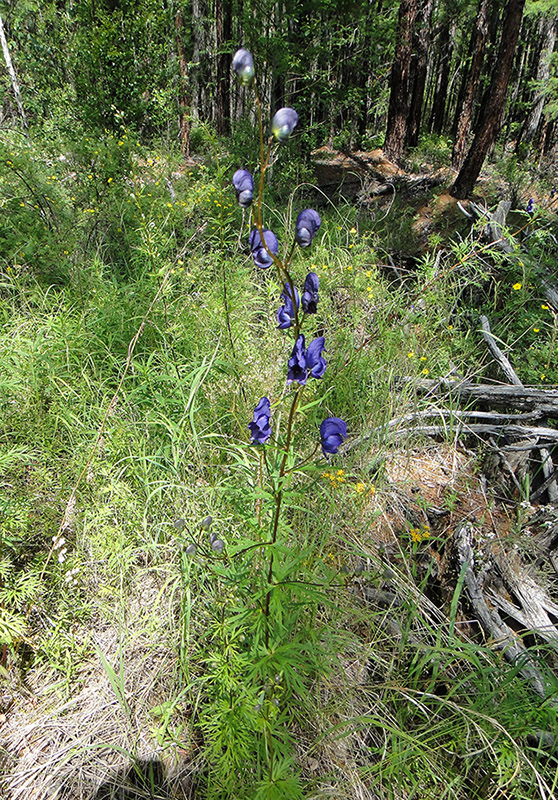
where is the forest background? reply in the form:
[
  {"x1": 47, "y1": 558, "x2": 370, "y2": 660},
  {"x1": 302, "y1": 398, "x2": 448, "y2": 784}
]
[{"x1": 4, "y1": 1, "x2": 558, "y2": 799}]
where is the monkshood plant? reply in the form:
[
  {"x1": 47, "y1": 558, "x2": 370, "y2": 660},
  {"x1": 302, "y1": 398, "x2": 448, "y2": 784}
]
[{"x1": 182, "y1": 48, "x2": 352, "y2": 800}]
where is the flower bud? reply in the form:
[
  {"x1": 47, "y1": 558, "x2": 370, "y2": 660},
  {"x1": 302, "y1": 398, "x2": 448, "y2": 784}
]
[
  {"x1": 271, "y1": 108, "x2": 298, "y2": 141},
  {"x1": 295, "y1": 210, "x2": 321, "y2": 248},
  {"x1": 185, "y1": 543, "x2": 197, "y2": 556},
  {"x1": 173, "y1": 518, "x2": 186, "y2": 531},
  {"x1": 232, "y1": 48, "x2": 255, "y2": 86},
  {"x1": 232, "y1": 169, "x2": 254, "y2": 208},
  {"x1": 249, "y1": 228, "x2": 278, "y2": 269},
  {"x1": 201, "y1": 515, "x2": 213, "y2": 530},
  {"x1": 211, "y1": 538, "x2": 225, "y2": 553}
]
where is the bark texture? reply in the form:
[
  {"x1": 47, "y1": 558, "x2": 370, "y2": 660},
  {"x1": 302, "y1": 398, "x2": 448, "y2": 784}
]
[
  {"x1": 384, "y1": 0, "x2": 418, "y2": 162},
  {"x1": 452, "y1": 0, "x2": 491, "y2": 168},
  {"x1": 450, "y1": 0, "x2": 526, "y2": 198}
]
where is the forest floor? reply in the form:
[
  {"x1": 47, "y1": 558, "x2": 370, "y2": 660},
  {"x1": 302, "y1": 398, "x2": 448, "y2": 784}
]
[{"x1": 2, "y1": 130, "x2": 558, "y2": 799}]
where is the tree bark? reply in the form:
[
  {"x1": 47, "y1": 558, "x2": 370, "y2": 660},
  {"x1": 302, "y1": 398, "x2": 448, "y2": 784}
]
[
  {"x1": 384, "y1": 0, "x2": 418, "y2": 162},
  {"x1": 452, "y1": 0, "x2": 491, "y2": 168},
  {"x1": 429, "y1": 19, "x2": 456, "y2": 135},
  {"x1": 516, "y1": 14, "x2": 557, "y2": 150},
  {"x1": 450, "y1": 0, "x2": 526, "y2": 199},
  {"x1": 406, "y1": 0, "x2": 434, "y2": 148},
  {"x1": 0, "y1": 10, "x2": 27, "y2": 129},
  {"x1": 215, "y1": 0, "x2": 231, "y2": 136}
]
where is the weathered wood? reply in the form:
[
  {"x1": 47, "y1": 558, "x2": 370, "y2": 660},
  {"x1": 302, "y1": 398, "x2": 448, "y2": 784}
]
[
  {"x1": 539, "y1": 448, "x2": 558, "y2": 503},
  {"x1": 480, "y1": 315, "x2": 522, "y2": 384},
  {"x1": 412, "y1": 379, "x2": 558, "y2": 417},
  {"x1": 0, "y1": 11, "x2": 27, "y2": 129},
  {"x1": 453, "y1": 522, "x2": 556, "y2": 702}
]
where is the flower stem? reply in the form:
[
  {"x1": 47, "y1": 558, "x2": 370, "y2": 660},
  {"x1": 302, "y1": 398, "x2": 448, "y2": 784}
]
[{"x1": 264, "y1": 384, "x2": 303, "y2": 646}]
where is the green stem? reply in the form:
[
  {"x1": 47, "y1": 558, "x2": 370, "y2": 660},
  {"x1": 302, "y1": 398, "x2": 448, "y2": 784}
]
[{"x1": 264, "y1": 384, "x2": 303, "y2": 647}]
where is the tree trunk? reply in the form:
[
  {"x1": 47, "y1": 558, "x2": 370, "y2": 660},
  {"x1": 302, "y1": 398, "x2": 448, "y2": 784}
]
[
  {"x1": 516, "y1": 14, "x2": 557, "y2": 150},
  {"x1": 451, "y1": 0, "x2": 491, "y2": 168},
  {"x1": 429, "y1": 20, "x2": 456, "y2": 135},
  {"x1": 406, "y1": 0, "x2": 434, "y2": 148},
  {"x1": 0, "y1": 11, "x2": 27, "y2": 129},
  {"x1": 384, "y1": 0, "x2": 418, "y2": 162},
  {"x1": 215, "y1": 0, "x2": 231, "y2": 136},
  {"x1": 450, "y1": 0, "x2": 526, "y2": 199}
]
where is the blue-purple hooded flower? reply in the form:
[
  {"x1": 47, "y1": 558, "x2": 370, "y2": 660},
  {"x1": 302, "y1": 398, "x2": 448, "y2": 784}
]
[
  {"x1": 301, "y1": 271, "x2": 319, "y2": 313},
  {"x1": 272, "y1": 108, "x2": 298, "y2": 141},
  {"x1": 233, "y1": 169, "x2": 254, "y2": 208},
  {"x1": 277, "y1": 284, "x2": 299, "y2": 329},
  {"x1": 249, "y1": 396, "x2": 272, "y2": 443},
  {"x1": 320, "y1": 417, "x2": 347, "y2": 455},
  {"x1": 527, "y1": 198, "x2": 535, "y2": 215},
  {"x1": 295, "y1": 209, "x2": 321, "y2": 247},
  {"x1": 249, "y1": 228, "x2": 278, "y2": 269},
  {"x1": 306, "y1": 336, "x2": 326, "y2": 378},
  {"x1": 232, "y1": 48, "x2": 255, "y2": 85},
  {"x1": 287, "y1": 335, "x2": 307, "y2": 385}
]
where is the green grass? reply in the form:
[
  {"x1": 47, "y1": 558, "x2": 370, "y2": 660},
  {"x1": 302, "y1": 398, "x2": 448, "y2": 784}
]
[{"x1": 2, "y1": 124, "x2": 558, "y2": 800}]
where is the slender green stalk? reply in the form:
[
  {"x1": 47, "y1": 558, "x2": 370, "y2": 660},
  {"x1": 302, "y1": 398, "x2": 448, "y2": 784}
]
[{"x1": 264, "y1": 384, "x2": 303, "y2": 647}]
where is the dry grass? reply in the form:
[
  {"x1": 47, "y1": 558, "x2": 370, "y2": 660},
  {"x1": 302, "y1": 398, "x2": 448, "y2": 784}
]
[{"x1": 1, "y1": 574, "x2": 195, "y2": 800}]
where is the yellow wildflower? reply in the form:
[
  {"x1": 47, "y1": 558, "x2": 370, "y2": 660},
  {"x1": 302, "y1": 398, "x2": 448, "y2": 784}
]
[{"x1": 513, "y1": 282, "x2": 522, "y2": 290}]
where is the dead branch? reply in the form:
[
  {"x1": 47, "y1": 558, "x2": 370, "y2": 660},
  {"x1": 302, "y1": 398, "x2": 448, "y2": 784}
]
[
  {"x1": 479, "y1": 315, "x2": 523, "y2": 386},
  {"x1": 453, "y1": 522, "x2": 557, "y2": 702},
  {"x1": 412, "y1": 378, "x2": 558, "y2": 417}
]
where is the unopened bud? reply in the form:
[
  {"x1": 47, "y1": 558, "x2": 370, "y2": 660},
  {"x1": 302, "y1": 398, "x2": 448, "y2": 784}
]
[
  {"x1": 201, "y1": 516, "x2": 213, "y2": 531},
  {"x1": 185, "y1": 543, "x2": 197, "y2": 556},
  {"x1": 211, "y1": 538, "x2": 225, "y2": 553}
]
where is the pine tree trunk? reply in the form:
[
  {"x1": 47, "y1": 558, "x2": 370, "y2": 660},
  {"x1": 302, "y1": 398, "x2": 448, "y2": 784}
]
[
  {"x1": 429, "y1": 20, "x2": 456, "y2": 135},
  {"x1": 215, "y1": 0, "x2": 231, "y2": 136},
  {"x1": 516, "y1": 14, "x2": 557, "y2": 150},
  {"x1": 450, "y1": 0, "x2": 526, "y2": 199},
  {"x1": 406, "y1": 0, "x2": 433, "y2": 148},
  {"x1": 0, "y1": 11, "x2": 27, "y2": 129},
  {"x1": 384, "y1": 0, "x2": 418, "y2": 162},
  {"x1": 452, "y1": 0, "x2": 491, "y2": 168}
]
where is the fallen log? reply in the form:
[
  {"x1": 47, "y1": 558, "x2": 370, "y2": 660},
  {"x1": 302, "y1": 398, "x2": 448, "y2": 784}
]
[
  {"x1": 412, "y1": 378, "x2": 558, "y2": 417},
  {"x1": 453, "y1": 522, "x2": 557, "y2": 703}
]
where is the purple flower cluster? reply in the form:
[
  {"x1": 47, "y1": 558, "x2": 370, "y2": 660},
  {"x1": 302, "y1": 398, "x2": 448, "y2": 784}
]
[
  {"x1": 234, "y1": 48, "x2": 348, "y2": 456},
  {"x1": 287, "y1": 335, "x2": 326, "y2": 385},
  {"x1": 276, "y1": 272, "x2": 319, "y2": 328},
  {"x1": 249, "y1": 396, "x2": 272, "y2": 444}
]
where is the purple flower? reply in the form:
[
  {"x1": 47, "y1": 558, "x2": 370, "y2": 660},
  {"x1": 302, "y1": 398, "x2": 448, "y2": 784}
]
[
  {"x1": 287, "y1": 334, "x2": 307, "y2": 385},
  {"x1": 232, "y1": 48, "x2": 255, "y2": 85},
  {"x1": 272, "y1": 107, "x2": 298, "y2": 141},
  {"x1": 233, "y1": 169, "x2": 254, "y2": 208},
  {"x1": 526, "y1": 198, "x2": 535, "y2": 215},
  {"x1": 301, "y1": 271, "x2": 319, "y2": 313},
  {"x1": 277, "y1": 284, "x2": 299, "y2": 329},
  {"x1": 295, "y1": 209, "x2": 321, "y2": 247},
  {"x1": 286, "y1": 335, "x2": 327, "y2": 384},
  {"x1": 320, "y1": 417, "x2": 347, "y2": 455},
  {"x1": 249, "y1": 228, "x2": 279, "y2": 269},
  {"x1": 306, "y1": 336, "x2": 326, "y2": 378},
  {"x1": 249, "y1": 396, "x2": 271, "y2": 444}
]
